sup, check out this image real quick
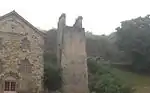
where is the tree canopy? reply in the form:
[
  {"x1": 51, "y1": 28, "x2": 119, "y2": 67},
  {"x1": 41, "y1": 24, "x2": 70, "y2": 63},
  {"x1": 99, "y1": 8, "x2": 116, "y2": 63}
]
[{"x1": 116, "y1": 15, "x2": 150, "y2": 72}]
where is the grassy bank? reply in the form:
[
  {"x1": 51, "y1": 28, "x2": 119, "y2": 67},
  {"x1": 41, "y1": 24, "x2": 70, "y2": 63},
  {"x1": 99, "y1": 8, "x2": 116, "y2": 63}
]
[{"x1": 111, "y1": 67, "x2": 150, "y2": 93}]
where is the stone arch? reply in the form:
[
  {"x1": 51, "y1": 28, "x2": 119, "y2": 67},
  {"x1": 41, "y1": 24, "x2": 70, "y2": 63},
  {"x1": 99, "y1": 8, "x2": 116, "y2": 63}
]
[
  {"x1": 0, "y1": 71, "x2": 21, "y2": 82},
  {"x1": 2, "y1": 71, "x2": 20, "y2": 80},
  {"x1": 0, "y1": 71, "x2": 21, "y2": 93}
]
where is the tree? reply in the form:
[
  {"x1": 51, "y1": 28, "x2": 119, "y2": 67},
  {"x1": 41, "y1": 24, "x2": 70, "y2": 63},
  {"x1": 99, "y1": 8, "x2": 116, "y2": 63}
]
[
  {"x1": 116, "y1": 15, "x2": 150, "y2": 72},
  {"x1": 43, "y1": 53, "x2": 61, "y2": 91}
]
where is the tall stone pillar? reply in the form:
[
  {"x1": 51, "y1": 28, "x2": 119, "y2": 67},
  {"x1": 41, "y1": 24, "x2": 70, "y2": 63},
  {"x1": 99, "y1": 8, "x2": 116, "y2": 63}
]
[
  {"x1": 57, "y1": 15, "x2": 89, "y2": 93},
  {"x1": 57, "y1": 13, "x2": 66, "y2": 68}
]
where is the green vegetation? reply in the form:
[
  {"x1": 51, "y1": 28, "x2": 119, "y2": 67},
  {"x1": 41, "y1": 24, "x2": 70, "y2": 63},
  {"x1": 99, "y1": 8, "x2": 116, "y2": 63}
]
[
  {"x1": 43, "y1": 52, "x2": 61, "y2": 91},
  {"x1": 43, "y1": 54, "x2": 133, "y2": 93},
  {"x1": 87, "y1": 58, "x2": 133, "y2": 93},
  {"x1": 112, "y1": 68, "x2": 150, "y2": 93},
  {"x1": 116, "y1": 15, "x2": 150, "y2": 72},
  {"x1": 88, "y1": 58, "x2": 150, "y2": 93}
]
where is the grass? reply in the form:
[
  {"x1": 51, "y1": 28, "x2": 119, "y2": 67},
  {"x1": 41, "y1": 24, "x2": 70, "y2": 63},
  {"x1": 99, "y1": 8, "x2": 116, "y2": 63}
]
[{"x1": 111, "y1": 67, "x2": 150, "y2": 93}]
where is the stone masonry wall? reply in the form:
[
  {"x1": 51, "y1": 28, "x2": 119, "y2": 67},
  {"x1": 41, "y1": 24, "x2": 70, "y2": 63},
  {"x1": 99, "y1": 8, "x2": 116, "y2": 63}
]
[
  {"x1": 0, "y1": 14, "x2": 44, "y2": 93},
  {"x1": 57, "y1": 15, "x2": 89, "y2": 93}
]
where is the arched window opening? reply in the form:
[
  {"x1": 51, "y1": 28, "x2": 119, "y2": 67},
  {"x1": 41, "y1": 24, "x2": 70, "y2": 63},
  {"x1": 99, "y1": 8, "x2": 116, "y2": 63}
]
[
  {"x1": 4, "y1": 76, "x2": 17, "y2": 92},
  {"x1": 20, "y1": 37, "x2": 30, "y2": 50},
  {"x1": 19, "y1": 58, "x2": 31, "y2": 73},
  {"x1": 4, "y1": 81, "x2": 16, "y2": 91}
]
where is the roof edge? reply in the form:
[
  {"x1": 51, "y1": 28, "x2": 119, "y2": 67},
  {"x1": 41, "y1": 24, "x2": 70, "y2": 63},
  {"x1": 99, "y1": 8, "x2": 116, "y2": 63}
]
[{"x1": 0, "y1": 10, "x2": 46, "y2": 38}]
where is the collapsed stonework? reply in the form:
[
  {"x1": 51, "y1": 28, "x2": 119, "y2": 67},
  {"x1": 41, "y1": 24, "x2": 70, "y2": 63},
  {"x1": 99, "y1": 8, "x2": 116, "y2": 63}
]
[
  {"x1": 57, "y1": 14, "x2": 89, "y2": 93},
  {"x1": 0, "y1": 11, "x2": 44, "y2": 93}
]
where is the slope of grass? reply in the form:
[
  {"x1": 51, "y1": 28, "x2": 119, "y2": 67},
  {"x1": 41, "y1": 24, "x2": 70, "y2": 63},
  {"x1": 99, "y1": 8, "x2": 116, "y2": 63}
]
[{"x1": 111, "y1": 68, "x2": 150, "y2": 93}]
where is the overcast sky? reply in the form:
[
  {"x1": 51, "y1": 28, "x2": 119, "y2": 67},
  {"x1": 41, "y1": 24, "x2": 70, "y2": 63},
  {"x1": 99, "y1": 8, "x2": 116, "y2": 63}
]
[{"x1": 0, "y1": 0, "x2": 150, "y2": 35}]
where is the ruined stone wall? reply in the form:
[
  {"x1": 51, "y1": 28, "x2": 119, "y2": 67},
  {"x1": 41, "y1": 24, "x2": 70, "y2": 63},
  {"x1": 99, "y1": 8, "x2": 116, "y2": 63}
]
[
  {"x1": 57, "y1": 15, "x2": 89, "y2": 93},
  {"x1": 0, "y1": 15, "x2": 44, "y2": 93}
]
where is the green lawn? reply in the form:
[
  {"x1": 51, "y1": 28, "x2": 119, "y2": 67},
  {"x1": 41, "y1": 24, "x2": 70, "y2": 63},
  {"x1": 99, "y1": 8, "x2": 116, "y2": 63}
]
[{"x1": 111, "y1": 68, "x2": 150, "y2": 93}]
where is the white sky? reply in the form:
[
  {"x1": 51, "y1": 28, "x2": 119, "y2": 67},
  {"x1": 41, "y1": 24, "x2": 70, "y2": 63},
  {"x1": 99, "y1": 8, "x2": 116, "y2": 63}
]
[{"x1": 0, "y1": 0, "x2": 150, "y2": 35}]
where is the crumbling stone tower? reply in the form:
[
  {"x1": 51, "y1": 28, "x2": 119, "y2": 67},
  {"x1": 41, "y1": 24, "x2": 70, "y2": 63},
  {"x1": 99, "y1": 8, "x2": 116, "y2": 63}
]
[{"x1": 57, "y1": 14, "x2": 89, "y2": 93}]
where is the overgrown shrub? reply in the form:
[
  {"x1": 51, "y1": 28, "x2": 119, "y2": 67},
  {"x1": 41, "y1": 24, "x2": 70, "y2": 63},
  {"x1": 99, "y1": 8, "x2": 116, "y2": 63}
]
[
  {"x1": 43, "y1": 53, "x2": 61, "y2": 91},
  {"x1": 87, "y1": 58, "x2": 133, "y2": 93}
]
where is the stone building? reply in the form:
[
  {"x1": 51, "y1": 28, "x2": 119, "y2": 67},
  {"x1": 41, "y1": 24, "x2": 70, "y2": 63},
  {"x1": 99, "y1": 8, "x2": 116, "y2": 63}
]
[
  {"x1": 57, "y1": 14, "x2": 89, "y2": 93},
  {"x1": 0, "y1": 11, "x2": 44, "y2": 93}
]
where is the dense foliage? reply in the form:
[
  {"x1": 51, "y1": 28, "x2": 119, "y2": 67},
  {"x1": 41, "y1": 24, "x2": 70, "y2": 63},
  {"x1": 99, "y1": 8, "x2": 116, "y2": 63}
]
[
  {"x1": 43, "y1": 53, "x2": 133, "y2": 93},
  {"x1": 87, "y1": 58, "x2": 133, "y2": 93},
  {"x1": 43, "y1": 53, "x2": 61, "y2": 91},
  {"x1": 116, "y1": 15, "x2": 150, "y2": 72}
]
